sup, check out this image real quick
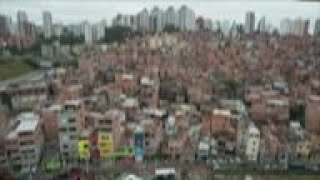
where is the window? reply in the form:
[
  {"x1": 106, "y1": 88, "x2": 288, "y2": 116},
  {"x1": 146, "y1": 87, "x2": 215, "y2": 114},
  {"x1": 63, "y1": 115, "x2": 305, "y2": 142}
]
[
  {"x1": 21, "y1": 149, "x2": 35, "y2": 155},
  {"x1": 69, "y1": 127, "x2": 76, "y2": 131},
  {"x1": 84, "y1": 144, "x2": 89, "y2": 149},
  {"x1": 100, "y1": 143, "x2": 107, "y2": 148},
  {"x1": 100, "y1": 119, "x2": 112, "y2": 125},
  {"x1": 99, "y1": 127, "x2": 112, "y2": 132},
  {"x1": 20, "y1": 140, "x2": 34, "y2": 146},
  {"x1": 68, "y1": 118, "x2": 76, "y2": 123},
  {"x1": 18, "y1": 131, "x2": 33, "y2": 136},
  {"x1": 70, "y1": 135, "x2": 77, "y2": 140}
]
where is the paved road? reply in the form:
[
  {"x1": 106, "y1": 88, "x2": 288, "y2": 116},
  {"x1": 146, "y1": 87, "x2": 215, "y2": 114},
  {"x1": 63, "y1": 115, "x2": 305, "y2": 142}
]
[{"x1": 0, "y1": 70, "x2": 45, "y2": 90}]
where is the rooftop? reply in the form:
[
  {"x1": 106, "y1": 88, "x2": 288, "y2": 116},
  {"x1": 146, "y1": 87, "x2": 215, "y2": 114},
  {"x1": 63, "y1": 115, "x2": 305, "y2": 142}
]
[
  {"x1": 140, "y1": 77, "x2": 155, "y2": 86},
  {"x1": 16, "y1": 112, "x2": 39, "y2": 133},
  {"x1": 266, "y1": 99, "x2": 289, "y2": 106},
  {"x1": 213, "y1": 109, "x2": 231, "y2": 117},
  {"x1": 122, "y1": 98, "x2": 139, "y2": 108},
  {"x1": 309, "y1": 95, "x2": 320, "y2": 102},
  {"x1": 248, "y1": 123, "x2": 259, "y2": 134},
  {"x1": 155, "y1": 168, "x2": 176, "y2": 175},
  {"x1": 122, "y1": 74, "x2": 134, "y2": 80}
]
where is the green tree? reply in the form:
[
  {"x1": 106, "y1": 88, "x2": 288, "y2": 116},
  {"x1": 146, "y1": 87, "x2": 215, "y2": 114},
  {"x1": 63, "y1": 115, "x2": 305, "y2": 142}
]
[
  {"x1": 163, "y1": 25, "x2": 180, "y2": 33},
  {"x1": 0, "y1": 92, "x2": 12, "y2": 111},
  {"x1": 222, "y1": 79, "x2": 241, "y2": 99},
  {"x1": 102, "y1": 26, "x2": 137, "y2": 43},
  {"x1": 290, "y1": 104, "x2": 305, "y2": 126}
]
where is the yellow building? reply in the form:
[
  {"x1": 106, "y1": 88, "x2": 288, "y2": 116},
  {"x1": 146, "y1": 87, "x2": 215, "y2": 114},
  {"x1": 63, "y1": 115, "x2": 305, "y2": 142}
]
[
  {"x1": 78, "y1": 140, "x2": 90, "y2": 159},
  {"x1": 98, "y1": 133, "x2": 114, "y2": 158}
]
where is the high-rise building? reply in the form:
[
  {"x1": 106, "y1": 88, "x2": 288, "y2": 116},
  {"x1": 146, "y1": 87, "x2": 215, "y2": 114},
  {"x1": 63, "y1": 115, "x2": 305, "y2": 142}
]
[
  {"x1": 303, "y1": 19, "x2": 310, "y2": 35},
  {"x1": 129, "y1": 15, "x2": 137, "y2": 31},
  {"x1": 80, "y1": 20, "x2": 87, "y2": 35},
  {"x1": 212, "y1": 20, "x2": 221, "y2": 32},
  {"x1": 164, "y1": 6, "x2": 178, "y2": 28},
  {"x1": 0, "y1": 15, "x2": 9, "y2": 37},
  {"x1": 6, "y1": 16, "x2": 15, "y2": 35},
  {"x1": 53, "y1": 23, "x2": 63, "y2": 37},
  {"x1": 258, "y1": 16, "x2": 266, "y2": 33},
  {"x1": 84, "y1": 22, "x2": 93, "y2": 45},
  {"x1": 204, "y1": 18, "x2": 213, "y2": 31},
  {"x1": 196, "y1": 17, "x2": 205, "y2": 30},
  {"x1": 43, "y1": 11, "x2": 53, "y2": 39},
  {"x1": 150, "y1": 6, "x2": 164, "y2": 33},
  {"x1": 293, "y1": 18, "x2": 305, "y2": 36},
  {"x1": 315, "y1": 19, "x2": 320, "y2": 36},
  {"x1": 178, "y1": 5, "x2": 196, "y2": 31},
  {"x1": 245, "y1": 11, "x2": 255, "y2": 34},
  {"x1": 92, "y1": 21, "x2": 105, "y2": 41},
  {"x1": 17, "y1": 10, "x2": 28, "y2": 36},
  {"x1": 68, "y1": 24, "x2": 82, "y2": 37},
  {"x1": 112, "y1": 14, "x2": 124, "y2": 27},
  {"x1": 123, "y1": 15, "x2": 130, "y2": 27},
  {"x1": 280, "y1": 18, "x2": 293, "y2": 35},
  {"x1": 230, "y1": 21, "x2": 239, "y2": 38},
  {"x1": 137, "y1": 8, "x2": 149, "y2": 32},
  {"x1": 221, "y1": 20, "x2": 231, "y2": 36}
]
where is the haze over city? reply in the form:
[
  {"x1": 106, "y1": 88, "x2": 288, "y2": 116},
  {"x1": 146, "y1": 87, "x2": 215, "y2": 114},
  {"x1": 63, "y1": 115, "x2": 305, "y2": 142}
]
[{"x1": 0, "y1": 0, "x2": 319, "y2": 30}]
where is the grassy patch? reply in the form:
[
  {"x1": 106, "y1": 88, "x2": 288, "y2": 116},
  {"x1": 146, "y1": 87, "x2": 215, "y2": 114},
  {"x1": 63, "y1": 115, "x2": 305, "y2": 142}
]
[{"x1": 0, "y1": 59, "x2": 34, "y2": 80}]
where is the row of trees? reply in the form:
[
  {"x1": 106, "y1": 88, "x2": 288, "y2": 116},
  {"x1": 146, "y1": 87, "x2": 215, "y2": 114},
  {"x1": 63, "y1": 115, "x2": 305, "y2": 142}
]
[{"x1": 3, "y1": 24, "x2": 184, "y2": 56}]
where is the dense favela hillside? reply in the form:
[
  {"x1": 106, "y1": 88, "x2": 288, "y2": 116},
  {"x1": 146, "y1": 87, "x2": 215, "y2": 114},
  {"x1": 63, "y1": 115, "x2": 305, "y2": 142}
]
[{"x1": 0, "y1": 3, "x2": 320, "y2": 180}]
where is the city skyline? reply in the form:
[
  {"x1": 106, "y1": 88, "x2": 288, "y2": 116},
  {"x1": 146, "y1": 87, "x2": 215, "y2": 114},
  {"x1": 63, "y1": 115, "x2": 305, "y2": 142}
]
[{"x1": 0, "y1": 0, "x2": 319, "y2": 31}]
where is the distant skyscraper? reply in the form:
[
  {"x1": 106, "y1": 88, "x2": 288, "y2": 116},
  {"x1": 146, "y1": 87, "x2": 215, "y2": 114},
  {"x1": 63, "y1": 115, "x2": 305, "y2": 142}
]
[
  {"x1": 280, "y1": 18, "x2": 293, "y2": 35},
  {"x1": 17, "y1": 10, "x2": 28, "y2": 36},
  {"x1": 84, "y1": 22, "x2": 93, "y2": 44},
  {"x1": 164, "y1": 6, "x2": 178, "y2": 28},
  {"x1": 230, "y1": 21, "x2": 238, "y2": 38},
  {"x1": 204, "y1": 18, "x2": 213, "y2": 31},
  {"x1": 150, "y1": 6, "x2": 164, "y2": 33},
  {"x1": 0, "y1": 15, "x2": 9, "y2": 36},
  {"x1": 315, "y1": 19, "x2": 320, "y2": 36},
  {"x1": 53, "y1": 23, "x2": 63, "y2": 37},
  {"x1": 112, "y1": 14, "x2": 124, "y2": 27},
  {"x1": 68, "y1": 24, "x2": 82, "y2": 37},
  {"x1": 43, "y1": 11, "x2": 53, "y2": 39},
  {"x1": 245, "y1": 11, "x2": 255, "y2": 34},
  {"x1": 123, "y1": 15, "x2": 130, "y2": 27},
  {"x1": 92, "y1": 21, "x2": 106, "y2": 41},
  {"x1": 129, "y1": 15, "x2": 137, "y2": 31},
  {"x1": 293, "y1": 18, "x2": 305, "y2": 36},
  {"x1": 212, "y1": 20, "x2": 221, "y2": 32},
  {"x1": 221, "y1": 20, "x2": 231, "y2": 36},
  {"x1": 137, "y1": 8, "x2": 149, "y2": 32},
  {"x1": 6, "y1": 17, "x2": 15, "y2": 35},
  {"x1": 196, "y1": 17, "x2": 205, "y2": 30},
  {"x1": 258, "y1": 16, "x2": 266, "y2": 33},
  {"x1": 178, "y1": 5, "x2": 196, "y2": 31},
  {"x1": 303, "y1": 19, "x2": 310, "y2": 35}
]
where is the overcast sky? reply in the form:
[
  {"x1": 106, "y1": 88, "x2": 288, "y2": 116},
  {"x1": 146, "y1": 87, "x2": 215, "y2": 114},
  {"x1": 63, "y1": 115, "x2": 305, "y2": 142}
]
[{"x1": 0, "y1": 0, "x2": 319, "y2": 29}]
